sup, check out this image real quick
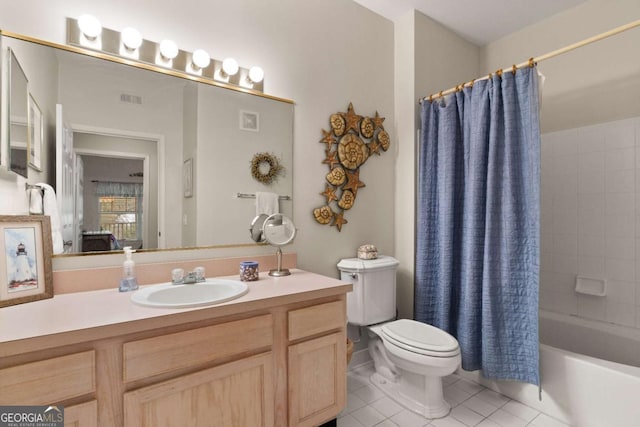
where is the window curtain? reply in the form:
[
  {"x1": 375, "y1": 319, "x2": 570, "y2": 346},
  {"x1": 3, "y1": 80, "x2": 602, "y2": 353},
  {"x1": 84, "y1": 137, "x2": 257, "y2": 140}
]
[
  {"x1": 94, "y1": 182, "x2": 143, "y2": 197},
  {"x1": 415, "y1": 67, "x2": 541, "y2": 385},
  {"x1": 95, "y1": 181, "x2": 143, "y2": 240}
]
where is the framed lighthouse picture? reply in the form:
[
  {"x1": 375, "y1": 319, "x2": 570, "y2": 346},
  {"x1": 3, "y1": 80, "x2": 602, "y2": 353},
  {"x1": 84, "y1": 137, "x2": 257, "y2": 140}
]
[{"x1": 0, "y1": 216, "x2": 53, "y2": 307}]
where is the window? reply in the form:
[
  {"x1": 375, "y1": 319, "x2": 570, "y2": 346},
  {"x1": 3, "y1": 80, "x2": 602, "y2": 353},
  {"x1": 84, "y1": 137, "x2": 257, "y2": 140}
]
[{"x1": 98, "y1": 196, "x2": 139, "y2": 240}]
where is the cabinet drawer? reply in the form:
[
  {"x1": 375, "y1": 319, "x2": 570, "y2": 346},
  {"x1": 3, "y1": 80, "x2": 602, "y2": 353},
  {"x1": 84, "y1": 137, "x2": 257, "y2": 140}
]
[
  {"x1": 288, "y1": 300, "x2": 345, "y2": 341},
  {"x1": 123, "y1": 314, "x2": 273, "y2": 382},
  {"x1": 0, "y1": 351, "x2": 96, "y2": 404}
]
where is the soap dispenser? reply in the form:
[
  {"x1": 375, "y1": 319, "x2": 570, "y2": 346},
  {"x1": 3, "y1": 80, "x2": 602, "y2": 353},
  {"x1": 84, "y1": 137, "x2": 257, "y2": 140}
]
[{"x1": 119, "y1": 246, "x2": 139, "y2": 292}]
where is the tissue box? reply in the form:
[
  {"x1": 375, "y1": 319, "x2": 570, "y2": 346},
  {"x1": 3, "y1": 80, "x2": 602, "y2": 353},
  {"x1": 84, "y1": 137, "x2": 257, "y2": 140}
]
[{"x1": 357, "y1": 244, "x2": 378, "y2": 260}]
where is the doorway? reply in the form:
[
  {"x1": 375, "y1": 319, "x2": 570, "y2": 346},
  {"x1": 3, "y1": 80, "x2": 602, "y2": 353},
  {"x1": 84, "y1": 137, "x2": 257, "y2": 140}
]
[{"x1": 73, "y1": 131, "x2": 160, "y2": 251}]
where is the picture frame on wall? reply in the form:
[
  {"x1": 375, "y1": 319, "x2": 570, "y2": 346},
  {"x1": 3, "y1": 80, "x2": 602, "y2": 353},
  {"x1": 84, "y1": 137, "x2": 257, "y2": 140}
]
[
  {"x1": 0, "y1": 215, "x2": 53, "y2": 308},
  {"x1": 239, "y1": 110, "x2": 259, "y2": 132},
  {"x1": 28, "y1": 93, "x2": 44, "y2": 171},
  {"x1": 183, "y1": 158, "x2": 193, "y2": 198}
]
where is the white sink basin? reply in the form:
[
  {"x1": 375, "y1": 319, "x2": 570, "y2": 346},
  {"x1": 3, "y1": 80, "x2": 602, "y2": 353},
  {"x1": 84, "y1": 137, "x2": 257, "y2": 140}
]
[{"x1": 131, "y1": 279, "x2": 249, "y2": 308}]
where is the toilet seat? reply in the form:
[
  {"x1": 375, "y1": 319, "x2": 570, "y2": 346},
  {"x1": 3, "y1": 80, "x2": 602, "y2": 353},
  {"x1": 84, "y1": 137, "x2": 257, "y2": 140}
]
[{"x1": 380, "y1": 319, "x2": 460, "y2": 358}]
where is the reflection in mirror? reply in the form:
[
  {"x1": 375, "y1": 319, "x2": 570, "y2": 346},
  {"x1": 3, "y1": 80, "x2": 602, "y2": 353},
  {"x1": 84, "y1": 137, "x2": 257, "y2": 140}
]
[
  {"x1": 263, "y1": 213, "x2": 296, "y2": 277},
  {"x1": 8, "y1": 48, "x2": 29, "y2": 178},
  {"x1": 249, "y1": 214, "x2": 268, "y2": 243},
  {"x1": 1, "y1": 33, "x2": 294, "y2": 256}
]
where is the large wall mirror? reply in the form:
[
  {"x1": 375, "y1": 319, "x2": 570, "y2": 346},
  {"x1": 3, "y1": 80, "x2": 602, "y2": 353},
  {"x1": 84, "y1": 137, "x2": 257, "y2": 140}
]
[
  {"x1": 1, "y1": 32, "x2": 294, "y2": 256},
  {"x1": 6, "y1": 48, "x2": 29, "y2": 178}
]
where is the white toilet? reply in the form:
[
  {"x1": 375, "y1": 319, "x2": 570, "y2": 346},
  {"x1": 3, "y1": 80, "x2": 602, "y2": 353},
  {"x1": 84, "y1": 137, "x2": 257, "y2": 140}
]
[{"x1": 338, "y1": 256, "x2": 461, "y2": 419}]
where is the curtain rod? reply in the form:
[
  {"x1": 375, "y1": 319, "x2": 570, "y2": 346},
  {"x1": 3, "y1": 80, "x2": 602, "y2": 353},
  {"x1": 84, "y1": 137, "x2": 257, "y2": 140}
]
[{"x1": 420, "y1": 19, "x2": 640, "y2": 104}]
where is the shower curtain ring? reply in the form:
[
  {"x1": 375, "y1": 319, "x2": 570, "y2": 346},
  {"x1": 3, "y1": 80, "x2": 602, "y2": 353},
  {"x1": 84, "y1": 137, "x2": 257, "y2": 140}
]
[
  {"x1": 512, "y1": 64, "x2": 517, "y2": 75},
  {"x1": 496, "y1": 68, "x2": 503, "y2": 77},
  {"x1": 528, "y1": 57, "x2": 535, "y2": 68},
  {"x1": 439, "y1": 91, "x2": 443, "y2": 98}
]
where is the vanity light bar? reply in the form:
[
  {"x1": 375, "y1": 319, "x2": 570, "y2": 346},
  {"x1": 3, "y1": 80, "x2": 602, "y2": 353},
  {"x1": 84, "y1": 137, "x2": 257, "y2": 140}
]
[{"x1": 66, "y1": 17, "x2": 264, "y2": 92}]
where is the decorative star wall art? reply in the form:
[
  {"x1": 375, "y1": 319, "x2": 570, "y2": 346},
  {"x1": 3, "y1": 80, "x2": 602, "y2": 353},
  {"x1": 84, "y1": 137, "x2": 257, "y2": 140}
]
[{"x1": 313, "y1": 103, "x2": 390, "y2": 231}]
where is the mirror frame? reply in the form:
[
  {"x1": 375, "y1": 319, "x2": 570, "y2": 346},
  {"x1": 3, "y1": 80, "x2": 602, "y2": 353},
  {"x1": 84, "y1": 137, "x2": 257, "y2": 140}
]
[{"x1": 0, "y1": 30, "x2": 294, "y2": 257}]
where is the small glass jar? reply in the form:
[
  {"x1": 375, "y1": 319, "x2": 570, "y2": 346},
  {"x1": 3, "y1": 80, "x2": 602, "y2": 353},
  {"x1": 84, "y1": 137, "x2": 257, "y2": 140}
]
[{"x1": 240, "y1": 261, "x2": 259, "y2": 281}]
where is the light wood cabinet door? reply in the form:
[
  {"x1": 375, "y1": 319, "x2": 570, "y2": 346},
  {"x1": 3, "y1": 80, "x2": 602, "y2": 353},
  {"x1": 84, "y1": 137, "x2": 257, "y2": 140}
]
[
  {"x1": 288, "y1": 332, "x2": 346, "y2": 427},
  {"x1": 123, "y1": 352, "x2": 274, "y2": 427},
  {"x1": 64, "y1": 400, "x2": 97, "y2": 427}
]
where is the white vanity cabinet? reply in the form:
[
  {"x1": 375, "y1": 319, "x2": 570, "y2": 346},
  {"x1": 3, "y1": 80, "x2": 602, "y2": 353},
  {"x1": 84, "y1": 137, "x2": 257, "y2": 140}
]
[{"x1": 0, "y1": 271, "x2": 350, "y2": 427}]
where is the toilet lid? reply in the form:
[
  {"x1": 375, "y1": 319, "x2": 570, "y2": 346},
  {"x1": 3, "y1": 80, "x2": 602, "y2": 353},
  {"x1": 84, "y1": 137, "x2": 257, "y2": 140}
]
[{"x1": 381, "y1": 319, "x2": 459, "y2": 355}]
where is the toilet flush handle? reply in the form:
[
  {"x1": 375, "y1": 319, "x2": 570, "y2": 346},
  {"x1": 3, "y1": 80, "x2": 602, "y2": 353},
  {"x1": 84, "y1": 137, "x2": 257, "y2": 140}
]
[{"x1": 350, "y1": 273, "x2": 357, "y2": 280}]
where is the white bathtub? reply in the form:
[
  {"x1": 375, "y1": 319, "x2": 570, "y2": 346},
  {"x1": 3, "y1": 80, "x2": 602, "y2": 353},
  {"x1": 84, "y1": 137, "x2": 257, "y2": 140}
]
[{"x1": 460, "y1": 310, "x2": 640, "y2": 426}]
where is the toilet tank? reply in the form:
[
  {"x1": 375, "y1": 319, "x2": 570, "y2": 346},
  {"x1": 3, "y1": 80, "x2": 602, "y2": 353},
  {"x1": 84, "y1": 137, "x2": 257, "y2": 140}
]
[{"x1": 337, "y1": 256, "x2": 399, "y2": 326}]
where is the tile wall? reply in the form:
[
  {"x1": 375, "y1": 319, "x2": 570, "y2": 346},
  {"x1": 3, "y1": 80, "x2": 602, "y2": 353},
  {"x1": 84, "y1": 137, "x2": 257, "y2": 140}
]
[{"x1": 540, "y1": 116, "x2": 640, "y2": 327}]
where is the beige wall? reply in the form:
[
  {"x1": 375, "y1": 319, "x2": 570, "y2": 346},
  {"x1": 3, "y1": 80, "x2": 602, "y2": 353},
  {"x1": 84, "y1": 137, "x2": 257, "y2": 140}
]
[
  {"x1": 481, "y1": 0, "x2": 640, "y2": 132},
  {"x1": 393, "y1": 11, "x2": 416, "y2": 320},
  {"x1": 394, "y1": 10, "x2": 480, "y2": 319},
  {"x1": 0, "y1": 0, "x2": 395, "y2": 280}
]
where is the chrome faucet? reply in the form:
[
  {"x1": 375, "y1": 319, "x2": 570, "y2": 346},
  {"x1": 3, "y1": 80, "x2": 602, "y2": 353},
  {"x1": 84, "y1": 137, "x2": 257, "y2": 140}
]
[{"x1": 182, "y1": 271, "x2": 203, "y2": 284}]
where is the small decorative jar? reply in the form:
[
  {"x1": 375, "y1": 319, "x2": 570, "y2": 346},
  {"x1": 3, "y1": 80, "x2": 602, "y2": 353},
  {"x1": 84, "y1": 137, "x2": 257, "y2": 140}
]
[
  {"x1": 240, "y1": 261, "x2": 259, "y2": 281},
  {"x1": 357, "y1": 244, "x2": 378, "y2": 260}
]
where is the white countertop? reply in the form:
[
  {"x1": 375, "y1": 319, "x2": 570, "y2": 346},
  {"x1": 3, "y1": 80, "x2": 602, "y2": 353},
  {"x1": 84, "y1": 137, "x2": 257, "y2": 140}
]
[{"x1": 0, "y1": 269, "x2": 351, "y2": 357}]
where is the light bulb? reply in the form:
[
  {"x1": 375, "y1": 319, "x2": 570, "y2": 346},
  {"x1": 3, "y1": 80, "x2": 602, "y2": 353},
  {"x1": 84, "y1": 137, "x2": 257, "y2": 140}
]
[
  {"x1": 121, "y1": 27, "x2": 142, "y2": 50},
  {"x1": 192, "y1": 49, "x2": 210, "y2": 69},
  {"x1": 78, "y1": 14, "x2": 102, "y2": 39},
  {"x1": 248, "y1": 66, "x2": 264, "y2": 83},
  {"x1": 222, "y1": 58, "x2": 239, "y2": 76},
  {"x1": 159, "y1": 39, "x2": 178, "y2": 60}
]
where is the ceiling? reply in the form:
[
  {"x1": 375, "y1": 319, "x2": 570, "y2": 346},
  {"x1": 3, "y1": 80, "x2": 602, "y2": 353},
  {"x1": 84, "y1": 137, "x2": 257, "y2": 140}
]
[{"x1": 351, "y1": 0, "x2": 588, "y2": 45}]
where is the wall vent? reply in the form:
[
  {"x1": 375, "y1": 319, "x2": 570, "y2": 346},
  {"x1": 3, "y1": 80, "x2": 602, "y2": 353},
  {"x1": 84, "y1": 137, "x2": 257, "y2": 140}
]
[{"x1": 120, "y1": 93, "x2": 143, "y2": 105}]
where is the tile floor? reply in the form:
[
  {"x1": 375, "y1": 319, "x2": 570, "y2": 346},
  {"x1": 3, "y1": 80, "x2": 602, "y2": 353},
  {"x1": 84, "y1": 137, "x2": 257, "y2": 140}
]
[{"x1": 338, "y1": 364, "x2": 569, "y2": 427}]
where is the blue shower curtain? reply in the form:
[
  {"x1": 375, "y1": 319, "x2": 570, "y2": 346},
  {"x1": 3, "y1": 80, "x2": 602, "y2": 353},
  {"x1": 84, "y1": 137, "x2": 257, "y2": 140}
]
[{"x1": 415, "y1": 67, "x2": 540, "y2": 385}]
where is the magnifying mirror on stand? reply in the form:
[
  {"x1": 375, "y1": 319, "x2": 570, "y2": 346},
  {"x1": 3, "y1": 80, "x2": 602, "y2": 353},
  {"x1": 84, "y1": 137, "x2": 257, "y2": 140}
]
[{"x1": 262, "y1": 213, "x2": 296, "y2": 276}]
